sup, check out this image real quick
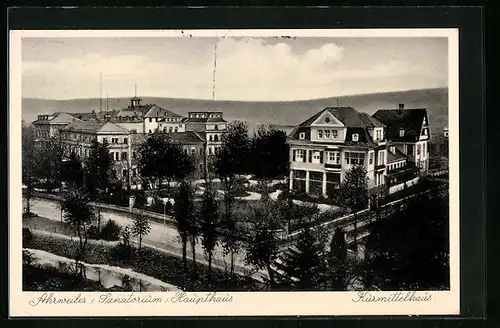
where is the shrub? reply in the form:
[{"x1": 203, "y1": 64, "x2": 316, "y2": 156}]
[
  {"x1": 22, "y1": 212, "x2": 37, "y2": 219},
  {"x1": 98, "y1": 220, "x2": 121, "y2": 241},
  {"x1": 86, "y1": 225, "x2": 100, "y2": 240},
  {"x1": 134, "y1": 191, "x2": 148, "y2": 209},
  {"x1": 22, "y1": 228, "x2": 33, "y2": 245}
]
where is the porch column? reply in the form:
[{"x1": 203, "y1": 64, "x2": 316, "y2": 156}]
[
  {"x1": 322, "y1": 172, "x2": 327, "y2": 196},
  {"x1": 305, "y1": 171, "x2": 310, "y2": 193},
  {"x1": 289, "y1": 170, "x2": 293, "y2": 191}
]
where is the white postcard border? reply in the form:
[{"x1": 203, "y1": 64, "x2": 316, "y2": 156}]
[{"x1": 9, "y1": 28, "x2": 459, "y2": 317}]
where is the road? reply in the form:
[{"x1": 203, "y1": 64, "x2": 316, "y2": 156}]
[{"x1": 27, "y1": 197, "x2": 257, "y2": 278}]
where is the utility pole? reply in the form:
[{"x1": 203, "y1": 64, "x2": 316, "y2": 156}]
[{"x1": 99, "y1": 72, "x2": 103, "y2": 113}]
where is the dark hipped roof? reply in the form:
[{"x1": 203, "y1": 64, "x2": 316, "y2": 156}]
[
  {"x1": 372, "y1": 108, "x2": 427, "y2": 142},
  {"x1": 61, "y1": 120, "x2": 129, "y2": 134},
  {"x1": 166, "y1": 132, "x2": 205, "y2": 144},
  {"x1": 298, "y1": 107, "x2": 373, "y2": 128},
  {"x1": 183, "y1": 117, "x2": 227, "y2": 123}
]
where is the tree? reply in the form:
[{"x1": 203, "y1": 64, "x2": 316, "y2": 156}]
[
  {"x1": 245, "y1": 200, "x2": 281, "y2": 289},
  {"x1": 275, "y1": 222, "x2": 324, "y2": 291},
  {"x1": 363, "y1": 189, "x2": 449, "y2": 290},
  {"x1": 138, "y1": 133, "x2": 194, "y2": 192},
  {"x1": 328, "y1": 228, "x2": 348, "y2": 290},
  {"x1": 337, "y1": 165, "x2": 369, "y2": 251},
  {"x1": 22, "y1": 123, "x2": 37, "y2": 215},
  {"x1": 61, "y1": 188, "x2": 95, "y2": 278},
  {"x1": 199, "y1": 184, "x2": 220, "y2": 284},
  {"x1": 84, "y1": 139, "x2": 112, "y2": 197},
  {"x1": 64, "y1": 152, "x2": 84, "y2": 187},
  {"x1": 173, "y1": 181, "x2": 195, "y2": 275},
  {"x1": 250, "y1": 125, "x2": 289, "y2": 194},
  {"x1": 131, "y1": 210, "x2": 151, "y2": 252},
  {"x1": 36, "y1": 136, "x2": 64, "y2": 192},
  {"x1": 215, "y1": 121, "x2": 252, "y2": 272},
  {"x1": 84, "y1": 139, "x2": 112, "y2": 232}
]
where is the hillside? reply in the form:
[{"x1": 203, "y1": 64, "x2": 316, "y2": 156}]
[{"x1": 22, "y1": 88, "x2": 448, "y2": 138}]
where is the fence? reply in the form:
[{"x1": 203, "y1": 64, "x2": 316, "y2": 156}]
[
  {"x1": 24, "y1": 248, "x2": 181, "y2": 292},
  {"x1": 388, "y1": 177, "x2": 420, "y2": 194}
]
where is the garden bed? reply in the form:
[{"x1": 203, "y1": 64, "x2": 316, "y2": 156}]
[{"x1": 23, "y1": 231, "x2": 263, "y2": 291}]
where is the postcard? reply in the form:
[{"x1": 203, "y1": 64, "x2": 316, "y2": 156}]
[{"x1": 9, "y1": 28, "x2": 459, "y2": 316}]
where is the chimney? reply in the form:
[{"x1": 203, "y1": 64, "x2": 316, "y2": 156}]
[{"x1": 397, "y1": 103, "x2": 404, "y2": 115}]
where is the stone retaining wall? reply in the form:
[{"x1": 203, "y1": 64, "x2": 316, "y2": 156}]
[{"x1": 25, "y1": 248, "x2": 181, "y2": 292}]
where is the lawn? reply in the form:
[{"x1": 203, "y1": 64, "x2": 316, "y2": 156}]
[{"x1": 23, "y1": 231, "x2": 264, "y2": 291}]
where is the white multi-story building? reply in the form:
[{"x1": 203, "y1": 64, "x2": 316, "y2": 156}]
[
  {"x1": 287, "y1": 104, "x2": 430, "y2": 197},
  {"x1": 372, "y1": 104, "x2": 431, "y2": 172}
]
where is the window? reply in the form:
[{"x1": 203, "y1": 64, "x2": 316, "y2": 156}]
[
  {"x1": 312, "y1": 151, "x2": 322, "y2": 164},
  {"x1": 174, "y1": 127, "x2": 178, "y2": 132},
  {"x1": 149, "y1": 130, "x2": 152, "y2": 134},
  {"x1": 399, "y1": 129, "x2": 405, "y2": 137},
  {"x1": 295, "y1": 149, "x2": 305, "y2": 162},
  {"x1": 332, "y1": 130, "x2": 338, "y2": 138},
  {"x1": 369, "y1": 152, "x2": 374, "y2": 165},
  {"x1": 208, "y1": 147, "x2": 213, "y2": 155},
  {"x1": 345, "y1": 152, "x2": 365, "y2": 165},
  {"x1": 124, "y1": 138, "x2": 128, "y2": 144},
  {"x1": 199, "y1": 148, "x2": 204, "y2": 156},
  {"x1": 299, "y1": 132, "x2": 305, "y2": 139},
  {"x1": 149, "y1": 118, "x2": 152, "y2": 122},
  {"x1": 209, "y1": 135, "x2": 213, "y2": 142},
  {"x1": 376, "y1": 129, "x2": 383, "y2": 141},
  {"x1": 169, "y1": 127, "x2": 173, "y2": 133},
  {"x1": 417, "y1": 144, "x2": 421, "y2": 156},
  {"x1": 103, "y1": 137, "x2": 108, "y2": 143},
  {"x1": 422, "y1": 129, "x2": 428, "y2": 136},
  {"x1": 191, "y1": 148, "x2": 196, "y2": 155},
  {"x1": 324, "y1": 130, "x2": 331, "y2": 139},
  {"x1": 377, "y1": 150, "x2": 385, "y2": 166},
  {"x1": 214, "y1": 134, "x2": 219, "y2": 142},
  {"x1": 423, "y1": 142, "x2": 427, "y2": 155},
  {"x1": 327, "y1": 150, "x2": 340, "y2": 164},
  {"x1": 325, "y1": 117, "x2": 330, "y2": 123},
  {"x1": 352, "y1": 134, "x2": 359, "y2": 142},
  {"x1": 122, "y1": 152, "x2": 127, "y2": 161},
  {"x1": 317, "y1": 130, "x2": 323, "y2": 139}
]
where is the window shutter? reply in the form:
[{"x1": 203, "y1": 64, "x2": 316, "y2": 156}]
[
  {"x1": 292, "y1": 149, "x2": 296, "y2": 161},
  {"x1": 319, "y1": 151, "x2": 324, "y2": 164},
  {"x1": 308, "y1": 150, "x2": 313, "y2": 163}
]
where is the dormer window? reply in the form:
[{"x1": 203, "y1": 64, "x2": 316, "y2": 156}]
[
  {"x1": 299, "y1": 132, "x2": 305, "y2": 140},
  {"x1": 399, "y1": 129, "x2": 405, "y2": 137},
  {"x1": 352, "y1": 134, "x2": 359, "y2": 142}
]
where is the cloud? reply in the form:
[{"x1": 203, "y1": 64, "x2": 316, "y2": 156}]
[{"x1": 21, "y1": 38, "x2": 444, "y2": 100}]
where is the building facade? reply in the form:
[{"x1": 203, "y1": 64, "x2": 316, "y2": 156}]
[
  {"x1": 32, "y1": 112, "x2": 82, "y2": 141},
  {"x1": 60, "y1": 120, "x2": 133, "y2": 186},
  {"x1": 287, "y1": 104, "x2": 430, "y2": 197},
  {"x1": 183, "y1": 111, "x2": 227, "y2": 157},
  {"x1": 372, "y1": 104, "x2": 431, "y2": 172}
]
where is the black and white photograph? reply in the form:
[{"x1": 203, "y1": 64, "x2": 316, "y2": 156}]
[{"x1": 10, "y1": 28, "x2": 459, "y2": 316}]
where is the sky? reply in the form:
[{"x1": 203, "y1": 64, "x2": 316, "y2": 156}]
[{"x1": 22, "y1": 36, "x2": 448, "y2": 101}]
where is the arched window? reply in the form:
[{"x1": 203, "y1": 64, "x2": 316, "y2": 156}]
[
  {"x1": 209, "y1": 135, "x2": 213, "y2": 142},
  {"x1": 169, "y1": 127, "x2": 173, "y2": 133},
  {"x1": 214, "y1": 134, "x2": 219, "y2": 142},
  {"x1": 174, "y1": 127, "x2": 178, "y2": 132}
]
